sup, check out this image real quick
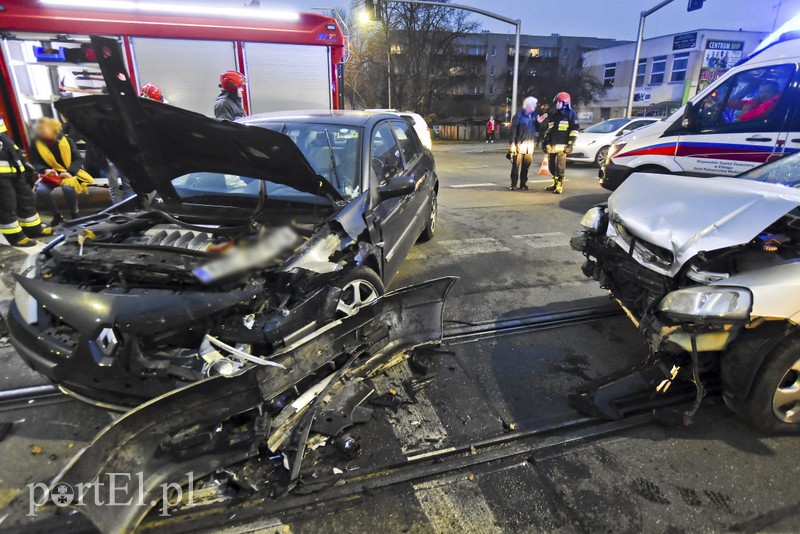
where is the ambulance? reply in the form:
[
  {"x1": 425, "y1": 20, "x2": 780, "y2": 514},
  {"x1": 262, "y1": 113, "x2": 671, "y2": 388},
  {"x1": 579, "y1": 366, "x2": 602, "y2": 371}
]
[{"x1": 600, "y1": 16, "x2": 800, "y2": 191}]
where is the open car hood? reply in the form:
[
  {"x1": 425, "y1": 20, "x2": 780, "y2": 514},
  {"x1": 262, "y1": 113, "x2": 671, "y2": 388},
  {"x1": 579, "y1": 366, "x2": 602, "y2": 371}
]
[
  {"x1": 608, "y1": 173, "x2": 800, "y2": 274},
  {"x1": 56, "y1": 96, "x2": 342, "y2": 203}
]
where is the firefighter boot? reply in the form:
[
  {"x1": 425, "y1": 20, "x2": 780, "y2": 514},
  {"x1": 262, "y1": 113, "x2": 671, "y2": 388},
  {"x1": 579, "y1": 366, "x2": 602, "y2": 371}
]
[
  {"x1": 20, "y1": 215, "x2": 53, "y2": 239},
  {"x1": 554, "y1": 176, "x2": 564, "y2": 195},
  {"x1": 545, "y1": 177, "x2": 557, "y2": 192},
  {"x1": 2, "y1": 223, "x2": 36, "y2": 247}
]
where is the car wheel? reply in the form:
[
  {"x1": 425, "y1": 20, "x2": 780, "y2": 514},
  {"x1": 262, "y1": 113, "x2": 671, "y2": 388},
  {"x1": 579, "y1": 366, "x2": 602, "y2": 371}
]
[
  {"x1": 724, "y1": 335, "x2": 800, "y2": 434},
  {"x1": 595, "y1": 146, "x2": 609, "y2": 167},
  {"x1": 419, "y1": 189, "x2": 437, "y2": 242},
  {"x1": 335, "y1": 267, "x2": 385, "y2": 319}
]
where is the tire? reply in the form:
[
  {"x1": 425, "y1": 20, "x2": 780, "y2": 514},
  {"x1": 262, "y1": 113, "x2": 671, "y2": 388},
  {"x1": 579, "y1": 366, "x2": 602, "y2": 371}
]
[
  {"x1": 334, "y1": 266, "x2": 385, "y2": 319},
  {"x1": 724, "y1": 334, "x2": 800, "y2": 434},
  {"x1": 419, "y1": 189, "x2": 437, "y2": 242},
  {"x1": 594, "y1": 146, "x2": 610, "y2": 168}
]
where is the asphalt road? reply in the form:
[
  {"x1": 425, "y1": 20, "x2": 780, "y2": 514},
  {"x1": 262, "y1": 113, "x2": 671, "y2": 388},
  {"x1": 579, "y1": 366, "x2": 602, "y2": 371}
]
[{"x1": 0, "y1": 142, "x2": 798, "y2": 533}]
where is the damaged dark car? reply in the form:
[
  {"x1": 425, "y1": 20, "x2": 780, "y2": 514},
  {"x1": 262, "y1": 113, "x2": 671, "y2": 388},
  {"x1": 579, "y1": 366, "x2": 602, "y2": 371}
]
[{"x1": 7, "y1": 40, "x2": 438, "y2": 409}]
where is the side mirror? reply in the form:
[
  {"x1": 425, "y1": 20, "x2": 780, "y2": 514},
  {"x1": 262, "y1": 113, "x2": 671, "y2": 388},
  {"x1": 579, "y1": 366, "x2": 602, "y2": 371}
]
[
  {"x1": 377, "y1": 176, "x2": 416, "y2": 201},
  {"x1": 620, "y1": 129, "x2": 633, "y2": 136}
]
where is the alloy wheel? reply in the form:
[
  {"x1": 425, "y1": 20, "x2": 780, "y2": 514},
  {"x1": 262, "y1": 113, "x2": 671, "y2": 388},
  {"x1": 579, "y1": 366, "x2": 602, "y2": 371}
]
[
  {"x1": 596, "y1": 147, "x2": 609, "y2": 167},
  {"x1": 336, "y1": 279, "x2": 380, "y2": 318},
  {"x1": 772, "y1": 357, "x2": 800, "y2": 423}
]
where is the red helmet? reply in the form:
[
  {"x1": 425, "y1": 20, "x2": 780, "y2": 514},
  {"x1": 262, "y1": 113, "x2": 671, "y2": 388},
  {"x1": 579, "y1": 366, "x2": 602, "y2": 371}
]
[
  {"x1": 139, "y1": 83, "x2": 164, "y2": 102},
  {"x1": 555, "y1": 92, "x2": 572, "y2": 106},
  {"x1": 220, "y1": 70, "x2": 246, "y2": 91}
]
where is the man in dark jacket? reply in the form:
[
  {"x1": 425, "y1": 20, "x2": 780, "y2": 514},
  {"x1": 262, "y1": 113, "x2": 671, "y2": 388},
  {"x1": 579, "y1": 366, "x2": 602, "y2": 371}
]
[
  {"x1": 0, "y1": 120, "x2": 52, "y2": 246},
  {"x1": 541, "y1": 92, "x2": 579, "y2": 195},
  {"x1": 508, "y1": 96, "x2": 546, "y2": 190},
  {"x1": 214, "y1": 70, "x2": 246, "y2": 121}
]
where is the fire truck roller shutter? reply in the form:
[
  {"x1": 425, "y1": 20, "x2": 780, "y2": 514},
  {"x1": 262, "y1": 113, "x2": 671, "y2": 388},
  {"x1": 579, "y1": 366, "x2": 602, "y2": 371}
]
[
  {"x1": 244, "y1": 42, "x2": 332, "y2": 113},
  {"x1": 131, "y1": 38, "x2": 237, "y2": 115}
]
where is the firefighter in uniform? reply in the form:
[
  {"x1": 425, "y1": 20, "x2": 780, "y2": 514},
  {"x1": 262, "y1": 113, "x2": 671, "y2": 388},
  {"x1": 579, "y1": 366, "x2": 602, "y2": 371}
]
[
  {"x1": 0, "y1": 120, "x2": 52, "y2": 247},
  {"x1": 542, "y1": 92, "x2": 579, "y2": 195},
  {"x1": 214, "y1": 70, "x2": 246, "y2": 121}
]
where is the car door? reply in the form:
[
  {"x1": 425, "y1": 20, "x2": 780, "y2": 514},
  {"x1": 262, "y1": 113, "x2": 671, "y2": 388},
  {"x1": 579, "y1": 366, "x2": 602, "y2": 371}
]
[
  {"x1": 368, "y1": 120, "x2": 418, "y2": 282},
  {"x1": 771, "y1": 69, "x2": 800, "y2": 162},
  {"x1": 674, "y1": 63, "x2": 795, "y2": 176}
]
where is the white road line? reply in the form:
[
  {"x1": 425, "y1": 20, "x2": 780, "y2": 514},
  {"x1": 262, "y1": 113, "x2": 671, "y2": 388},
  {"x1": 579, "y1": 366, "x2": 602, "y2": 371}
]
[
  {"x1": 437, "y1": 237, "x2": 510, "y2": 256},
  {"x1": 449, "y1": 182, "x2": 495, "y2": 188},
  {"x1": 372, "y1": 361, "x2": 448, "y2": 456},
  {"x1": 512, "y1": 232, "x2": 567, "y2": 249},
  {"x1": 413, "y1": 477, "x2": 503, "y2": 534}
]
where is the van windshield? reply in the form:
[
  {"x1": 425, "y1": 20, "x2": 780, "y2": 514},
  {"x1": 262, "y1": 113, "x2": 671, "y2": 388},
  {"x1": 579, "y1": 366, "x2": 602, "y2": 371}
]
[{"x1": 739, "y1": 153, "x2": 800, "y2": 188}]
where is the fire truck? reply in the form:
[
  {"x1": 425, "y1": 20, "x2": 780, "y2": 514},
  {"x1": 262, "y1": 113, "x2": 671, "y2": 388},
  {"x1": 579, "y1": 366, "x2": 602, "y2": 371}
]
[{"x1": 0, "y1": 0, "x2": 347, "y2": 148}]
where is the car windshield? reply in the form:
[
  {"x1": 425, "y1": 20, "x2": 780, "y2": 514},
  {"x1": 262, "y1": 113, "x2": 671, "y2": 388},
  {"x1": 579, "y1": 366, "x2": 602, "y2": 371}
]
[
  {"x1": 583, "y1": 118, "x2": 631, "y2": 133},
  {"x1": 171, "y1": 173, "x2": 330, "y2": 205},
  {"x1": 739, "y1": 153, "x2": 800, "y2": 188},
  {"x1": 261, "y1": 122, "x2": 363, "y2": 199}
]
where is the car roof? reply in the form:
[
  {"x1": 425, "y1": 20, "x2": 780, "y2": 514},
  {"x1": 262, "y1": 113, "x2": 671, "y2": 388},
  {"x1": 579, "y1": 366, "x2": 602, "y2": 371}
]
[{"x1": 240, "y1": 109, "x2": 397, "y2": 127}]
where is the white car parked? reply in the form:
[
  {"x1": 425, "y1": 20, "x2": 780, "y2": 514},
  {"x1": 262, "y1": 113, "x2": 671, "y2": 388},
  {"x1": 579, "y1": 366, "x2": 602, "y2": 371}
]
[{"x1": 568, "y1": 117, "x2": 660, "y2": 167}]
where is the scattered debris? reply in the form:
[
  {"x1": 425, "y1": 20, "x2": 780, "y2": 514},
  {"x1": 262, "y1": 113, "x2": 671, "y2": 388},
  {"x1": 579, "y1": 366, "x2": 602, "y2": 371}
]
[
  {"x1": 332, "y1": 467, "x2": 344, "y2": 475},
  {"x1": 335, "y1": 434, "x2": 361, "y2": 459},
  {"x1": 30, "y1": 445, "x2": 42, "y2": 455},
  {"x1": 468, "y1": 474, "x2": 475, "y2": 481}
]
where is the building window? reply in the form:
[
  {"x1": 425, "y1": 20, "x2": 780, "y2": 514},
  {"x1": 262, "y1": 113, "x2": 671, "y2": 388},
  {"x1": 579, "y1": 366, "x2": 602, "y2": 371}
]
[
  {"x1": 603, "y1": 63, "x2": 616, "y2": 88},
  {"x1": 468, "y1": 85, "x2": 480, "y2": 95},
  {"x1": 529, "y1": 48, "x2": 540, "y2": 57},
  {"x1": 491, "y1": 46, "x2": 497, "y2": 57},
  {"x1": 489, "y1": 84, "x2": 495, "y2": 95},
  {"x1": 490, "y1": 65, "x2": 495, "y2": 76},
  {"x1": 466, "y1": 45, "x2": 485, "y2": 56},
  {"x1": 670, "y1": 52, "x2": 690, "y2": 83},
  {"x1": 635, "y1": 58, "x2": 647, "y2": 87},
  {"x1": 650, "y1": 56, "x2": 667, "y2": 84}
]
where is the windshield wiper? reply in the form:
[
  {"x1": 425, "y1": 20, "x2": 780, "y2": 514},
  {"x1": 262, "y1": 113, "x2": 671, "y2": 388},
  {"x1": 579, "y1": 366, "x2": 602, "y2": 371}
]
[{"x1": 323, "y1": 129, "x2": 343, "y2": 192}]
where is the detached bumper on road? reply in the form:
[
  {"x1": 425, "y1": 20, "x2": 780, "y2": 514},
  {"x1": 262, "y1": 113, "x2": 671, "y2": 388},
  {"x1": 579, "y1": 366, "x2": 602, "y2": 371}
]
[{"x1": 598, "y1": 163, "x2": 634, "y2": 191}]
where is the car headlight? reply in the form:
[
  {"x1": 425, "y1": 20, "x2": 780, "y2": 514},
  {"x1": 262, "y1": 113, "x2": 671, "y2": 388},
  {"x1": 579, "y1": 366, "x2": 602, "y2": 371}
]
[
  {"x1": 15, "y1": 255, "x2": 39, "y2": 325},
  {"x1": 579, "y1": 206, "x2": 605, "y2": 233},
  {"x1": 658, "y1": 286, "x2": 752, "y2": 323},
  {"x1": 608, "y1": 141, "x2": 627, "y2": 160}
]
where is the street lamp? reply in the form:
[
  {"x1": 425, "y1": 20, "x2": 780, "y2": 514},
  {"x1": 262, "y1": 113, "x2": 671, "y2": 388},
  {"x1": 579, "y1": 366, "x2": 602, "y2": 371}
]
[{"x1": 360, "y1": 0, "x2": 522, "y2": 115}]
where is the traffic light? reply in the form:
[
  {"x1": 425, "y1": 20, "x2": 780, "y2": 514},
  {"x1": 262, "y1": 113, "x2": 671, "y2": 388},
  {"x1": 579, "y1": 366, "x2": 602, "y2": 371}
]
[{"x1": 687, "y1": 0, "x2": 705, "y2": 12}]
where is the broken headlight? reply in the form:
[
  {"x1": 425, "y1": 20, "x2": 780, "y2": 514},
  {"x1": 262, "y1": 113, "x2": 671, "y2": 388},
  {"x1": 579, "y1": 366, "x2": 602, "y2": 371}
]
[
  {"x1": 15, "y1": 255, "x2": 39, "y2": 325},
  {"x1": 579, "y1": 206, "x2": 605, "y2": 233},
  {"x1": 658, "y1": 286, "x2": 752, "y2": 323}
]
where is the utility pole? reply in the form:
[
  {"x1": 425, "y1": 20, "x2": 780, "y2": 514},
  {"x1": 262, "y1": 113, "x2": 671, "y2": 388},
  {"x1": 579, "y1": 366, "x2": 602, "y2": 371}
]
[
  {"x1": 361, "y1": 0, "x2": 521, "y2": 115},
  {"x1": 626, "y1": 0, "x2": 677, "y2": 118}
]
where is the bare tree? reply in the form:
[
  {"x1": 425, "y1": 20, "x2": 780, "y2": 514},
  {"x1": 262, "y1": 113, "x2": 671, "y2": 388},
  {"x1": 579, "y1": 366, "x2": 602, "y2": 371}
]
[{"x1": 345, "y1": 0, "x2": 479, "y2": 114}]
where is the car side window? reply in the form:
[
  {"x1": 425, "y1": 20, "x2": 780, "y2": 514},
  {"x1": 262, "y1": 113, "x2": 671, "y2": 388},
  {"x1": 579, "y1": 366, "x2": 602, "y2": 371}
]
[
  {"x1": 695, "y1": 65, "x2": 794, "y2": 130},
  {"x1": 390, "y1": 119, "x2": 421, "y2": 164},
  {"x1": 370, "y1": 122, "x2": 404, "y2": 186},
  {"x1": 626, "y1": 120, "x2": 654, "y2": 131}
]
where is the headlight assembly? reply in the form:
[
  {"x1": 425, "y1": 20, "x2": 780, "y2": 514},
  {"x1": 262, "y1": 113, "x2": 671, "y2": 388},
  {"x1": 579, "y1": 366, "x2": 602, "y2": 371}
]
[
  {"x1": 658, "y1": 286, "x2": 752, "y2": 323},
  {"x1": 579, "y1": 206, "x2": 605, "y2": 233},
  {"x1": 608, "y1": 141, "x2": 627, "y2": 160}
]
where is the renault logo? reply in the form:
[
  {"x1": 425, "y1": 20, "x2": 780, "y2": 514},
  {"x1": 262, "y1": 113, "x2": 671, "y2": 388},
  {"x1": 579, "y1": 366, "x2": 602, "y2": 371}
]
[{"x1": 96, "y1": 327, "x2": 119, "y2": 356}]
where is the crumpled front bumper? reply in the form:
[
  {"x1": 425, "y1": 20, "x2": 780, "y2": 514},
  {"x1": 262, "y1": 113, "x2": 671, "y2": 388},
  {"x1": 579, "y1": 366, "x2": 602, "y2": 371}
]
[{"x1": 571, "y1": 229, "x2": 739, "y2": 354}]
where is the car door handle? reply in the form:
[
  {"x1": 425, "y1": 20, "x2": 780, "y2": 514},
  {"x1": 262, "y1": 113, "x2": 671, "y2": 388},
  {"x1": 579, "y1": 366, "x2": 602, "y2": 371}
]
[
  {"x1": 791, "y1": 139, "x2": 800, "y2": 144},
  {"x1": 745, "y1": 136, "x2": 772, "y2": 142}
]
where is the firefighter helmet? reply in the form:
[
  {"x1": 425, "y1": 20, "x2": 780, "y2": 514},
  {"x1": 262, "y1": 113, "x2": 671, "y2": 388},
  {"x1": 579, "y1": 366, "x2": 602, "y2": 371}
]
[
  {"x1": 219, "y1": 70, "x2": 246, "y2": 91},
  {"x1": 139, "y1": 83, "x2": 164, "y2": 102},
  {"x1": 554, "y1": 92, "x2": 572, "y2": 106}
]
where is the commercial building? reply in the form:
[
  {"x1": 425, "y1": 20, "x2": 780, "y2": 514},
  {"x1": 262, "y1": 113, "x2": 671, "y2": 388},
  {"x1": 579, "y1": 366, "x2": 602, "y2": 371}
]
[{"x1": 582, "y1": 29, "x2": 768, "y2": 123}]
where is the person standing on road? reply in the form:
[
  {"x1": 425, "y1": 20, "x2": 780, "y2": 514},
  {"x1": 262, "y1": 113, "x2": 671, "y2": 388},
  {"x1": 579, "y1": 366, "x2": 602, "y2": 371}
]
[
  {"x1": 0, "y1": 120, "x2": 53, "y2": 247},
  {"x1": 214, "y1": 70, "x2": 247, "y2": 121},
  {"x1": 485, "y1": 116, "x2": 498, "y2": 143},
  {"x1": 508, "y1": 96, "x2": 546, "y2": 191},
  {"x1": 542, "y1": 92, "x2": 579, "y2": 195}
]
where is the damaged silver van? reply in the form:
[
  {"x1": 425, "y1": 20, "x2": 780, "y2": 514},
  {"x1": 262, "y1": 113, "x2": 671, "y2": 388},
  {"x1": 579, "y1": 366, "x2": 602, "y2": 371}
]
[{"x1": 572, "y1": 153, "x2": 800, "y2": 433}]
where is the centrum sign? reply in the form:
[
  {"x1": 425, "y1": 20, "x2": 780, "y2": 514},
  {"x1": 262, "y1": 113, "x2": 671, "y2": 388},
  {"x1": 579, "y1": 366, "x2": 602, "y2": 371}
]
[{"x1": 26, "y1": 472, "x2": 195, "y2": 517}]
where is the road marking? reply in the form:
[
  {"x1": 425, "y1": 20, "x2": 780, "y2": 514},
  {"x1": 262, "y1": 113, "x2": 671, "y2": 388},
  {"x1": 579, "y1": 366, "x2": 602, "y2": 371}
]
[
  {"x1": 413, "y1": 477, "x2": 503, "y2": 534},
  {"x1": 372, "y1": 361, "x2": 448, "y2": 456},
  {"x1": 512, "y1": 232, "x2": 567, "y2": 249},
  {"x1": 449, "y1": 182, "x2": 495, "y2": 188}
]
